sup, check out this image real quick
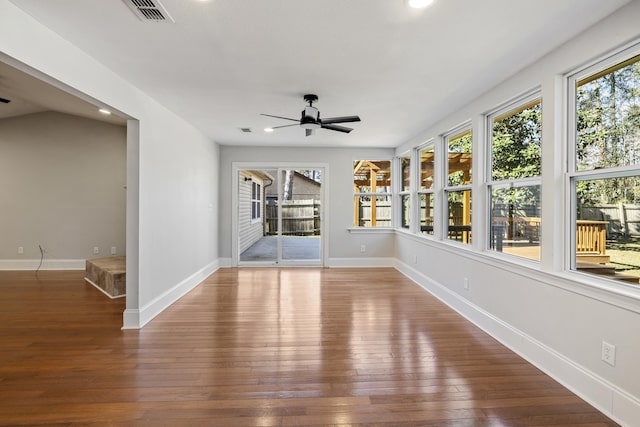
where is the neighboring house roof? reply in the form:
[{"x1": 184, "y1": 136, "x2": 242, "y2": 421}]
[
  {"x1": 246, "y1": 170, "x2": 274, "y2": 181},
  {"x1": 292, "y1": 171, "x2": 321, "y2": 187}
]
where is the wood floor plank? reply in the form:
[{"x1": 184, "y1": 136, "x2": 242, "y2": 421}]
[{"x1": 0, "y1": 268, "x2": 620, "y2": 426}]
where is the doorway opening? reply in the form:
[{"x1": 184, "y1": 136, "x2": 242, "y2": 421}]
[{"x1": 235, "y1": 166, "x2": 325, "y2": 266}]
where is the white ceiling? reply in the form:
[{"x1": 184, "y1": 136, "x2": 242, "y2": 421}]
[
  {"x1": 0, "y1": 61, "x2": 126, "y2": 126},
  {"x1": 5, "y1": 0, "x2": 632, "y2": 147}
]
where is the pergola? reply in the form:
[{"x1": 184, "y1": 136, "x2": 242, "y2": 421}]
[
  {"x1": 420, "y1": 151, "x2": 472, "y2": 241},
  {"x1": 353, "y1": 154, "x2": 472, "y2": 237},
  {"x1": 353, "y1": 160, "x2": 391, "y2": 227}
]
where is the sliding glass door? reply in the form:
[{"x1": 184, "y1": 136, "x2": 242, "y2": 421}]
[{"x1": 237, "y1": 167, "x2": 323, "y2": 266}]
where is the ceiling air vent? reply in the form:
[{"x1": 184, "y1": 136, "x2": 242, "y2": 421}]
[
  {"x1": 123, "y1": 0, "x2": 175, "y2": 23},
  {"x1": 239, "y1": 128, "x2": 252, "y2": 133}
]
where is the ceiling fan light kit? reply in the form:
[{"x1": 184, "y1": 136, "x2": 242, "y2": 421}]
[{"x1": 261, "y1": 94, "x2": 360, "y2": 137}]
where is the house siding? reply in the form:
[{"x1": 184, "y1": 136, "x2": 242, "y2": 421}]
[{"x1": 238, "y1": 171, "x2": 264, "y2": 254}]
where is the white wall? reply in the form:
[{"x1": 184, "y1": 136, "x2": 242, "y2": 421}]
[
  {"x1": 2, "y1": 0, "x2": 638, "y2": 422},
  {"x1": 0, "y1": 112, "x2": 126, "y2": 268},
  {"x1": 0, "y1": 2, "x2": 220, "y2": 328},
  {"x1": 219, "y1": 146, "x2": 396, "y2": 266},
  {"x1": 394, "y1": 2, "x2": 640, "y2": 425}
]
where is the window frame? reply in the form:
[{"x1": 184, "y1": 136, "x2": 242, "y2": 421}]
[
  {"x1": 443, "y1": 125, "x2": 473, "y2": 244},
  {"x1": 416, "y1": 140, "x2": 436, "y2": 237},
  {"x1": 353, "y1": 159, "x2": 393, "y2": 228},
  {"x1": 485, "y1": 91, "x2": 543, "y2": 261},
  {"x1": 397, "y1": 153, "x2": 412, "y2": 230},
  {"x1": 567, "y1": 44, "x2": 640, "y2": 280},
  {"x1": 250, "y1": 180, "x2": 262, "y2": 223}
]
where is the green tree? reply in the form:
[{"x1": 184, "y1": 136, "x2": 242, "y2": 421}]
[
  {"x1": 491, "y1": 102, "x2": 542, "y2": 216},
  {"x1": 492, "y1": 104, "x2": 541, "y2": 181},
  {"x1": 576, "y1": 56, "x2": 640, "y2": 206}
]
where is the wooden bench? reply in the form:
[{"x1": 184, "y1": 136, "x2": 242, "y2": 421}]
[{"x1": 85, "y1": 256, "x2": 126, "y2": 298}]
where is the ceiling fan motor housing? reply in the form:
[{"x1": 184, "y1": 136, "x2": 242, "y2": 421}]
[{"x1": 301, "y1": 106, "x2": 320, "y2": 129}]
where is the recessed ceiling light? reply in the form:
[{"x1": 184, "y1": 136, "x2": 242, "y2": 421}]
[
  {"x1": 407, "y1": 0, "x2": 434, "y2": 8},
  {"x1": 98, "y1": 108, "x2": 112, "y2": 115},
  {"x1": 264, "y1": 127, "x2": 274, "y2": 133}
]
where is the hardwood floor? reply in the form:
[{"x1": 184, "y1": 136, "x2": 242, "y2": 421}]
[{"x1": 0, "y1": 268, "x2": 619, "y2": 426}]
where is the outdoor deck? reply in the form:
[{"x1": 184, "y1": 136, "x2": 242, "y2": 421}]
[
  {"x1": 501, "y1": 240, "x2": 640, "y2": 284},
  {"x1": 240, "y1": 236, "x2": 321, "y2": 262}
]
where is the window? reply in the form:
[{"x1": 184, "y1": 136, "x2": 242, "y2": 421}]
[
  {"x1": 488, "y1": 95, "x2": 542, "y2": 261},
  {"x1": 353, "y1": 160, "x2": 392, "y2": 227},
  {"x1": 418, "y1": 144, "x2": 435, "y2": 235},
  {"x1": 444, "y1": 128, "x2": 472, "y2": 243},
  {"x1": 251, "y1": 181, "x2": 262, "y2": 222},
  {"x1": 569, "y1": 50, "x2": 640, "y2": 284},
  {"x1": 399, "y1": 155, "x2": 411, "y2": 229}
]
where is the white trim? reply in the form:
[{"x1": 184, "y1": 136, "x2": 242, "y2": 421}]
[
  {"x1": 250, "y1": 179, "x2": 263, "y2": 223},
  {"x1": 84, "y1": 277, "x2": 126, "y2": 299},
  {"x1": 395, "y1": 229, "x2": 640, "y2": 312},
  {"x1": 121, "y1": 259, "x2": 221, "y2": 329},
  {"x1": 122, "y1": 308, "x2": 141, "y2": 330},
  {"x1": 0, "y1": 259, "x2": 85, "y2": 270},
  {"x1": 327, "y1": 257, "x2": 395, "y2": 268},
  {"x1": 394, "y1": 259, "x2": 640, "y2": 427},
  {"x1": 232, "y1": 162, "x2": 329, "y2": 267},
  {"x1": 125, "y1": 119, "x2": 140, "y2": 322},
  {"x1": 396, "y1": 153, "x2": 414, "y2": 231},
  {"x1": 347, "y1": 227, "x2": 395, "y2": 234},
  {"x1": 218, "y1": 257, "x2": 232, "y2": 268}
]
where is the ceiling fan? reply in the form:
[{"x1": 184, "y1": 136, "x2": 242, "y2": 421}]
[{"x1": 261, "y1": 94, "x2": 360, "y2": 137}]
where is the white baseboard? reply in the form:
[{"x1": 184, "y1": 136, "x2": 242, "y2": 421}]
[
  {"x1": 218, "y1": 257, "x2": 232, "y2": 268},
  {"x1": 394, "y1": 260, "x2": 640, "y2": 427},
  {"x1": 121, "y1": 258, "x2": 223, "y2": 330},
  {"x1": 327, "y1": 257, "x2": 395, "y2": 268},
  {"x1": 84, "y1": 277, "x2": 125, "y2": 299},
  {"x1": 0, "y1": 259, "x2": 85, "y2": 270}
]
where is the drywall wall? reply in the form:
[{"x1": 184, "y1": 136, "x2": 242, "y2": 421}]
[
  {"x1": 219, "y1": 146, "x2": 396, "y2": 265},
  {"x1": 394, "y1": 2, "x2": 640, "y2": 425},
  {"x1": 0, "y1": 2, "x2": 220, "y2": 328},
  {"x1": 0, "y1": 112, "x2": 126, "y2": 266}
]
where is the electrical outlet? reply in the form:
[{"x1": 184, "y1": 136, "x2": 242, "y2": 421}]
[
  {"x1": 602, "y1": 341, "x2": 616, "y2": 366},
  {"x1": 464, "y1": 277, "x2": 469, "y2": 290},
  {"x1": 111, "y1": 246, "x2": 117, "y2": 255},
  {"x1": 18, "y1": 246, "x2": 24, "y2": 254},
  {"x1": 360, "y1": 244, "x2": 366, "y2": 253},
  {"x1": 93, "y1": 246, "x2": 100, "y2": 255}
]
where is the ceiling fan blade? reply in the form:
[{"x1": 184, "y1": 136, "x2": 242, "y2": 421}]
[
  {"x1": 271, "y1": 123, "x2": 299, "y2": 129},
  {"x1": 260, "y1": 113, "x2": 299, "y2": 122},
  {"x1": 320, "y1": 115, "x2": 360, "y2": 125},
  {"x1": 0, "y1": 97, "x2": 11, "y2": 104},
  {"x1": 306, "y1": 128, "x2": 313, "y2": 137},
  {"x1": 321, "y1": 123, "x2": 353, "y2": 133}
]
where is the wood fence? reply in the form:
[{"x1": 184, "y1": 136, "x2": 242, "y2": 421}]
[
  {"x1": 578, "y1": 203, "x2": 640, "y2": 237},
  {"x1": 357, "y1": 199, "x2": 392, "y2": 227},
  {"x1": 265, "y1": 199, "x2": 321, "y2": 236}
]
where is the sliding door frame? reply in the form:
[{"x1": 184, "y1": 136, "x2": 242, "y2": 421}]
[{"x1": 231, "y1": 162, "x2": 329, "y2": 267}]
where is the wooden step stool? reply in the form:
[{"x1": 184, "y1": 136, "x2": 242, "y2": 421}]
[{"x1": 85, "y1": 256, "x2": 126, "y2": 298}]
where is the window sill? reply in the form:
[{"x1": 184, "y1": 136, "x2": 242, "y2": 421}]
[
  {"x1": 395, "y1": 230, "x2": 640, "y2": 314},
  {"x1": 348, "y1": 227, "x2": 395, "y2": 234}
]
